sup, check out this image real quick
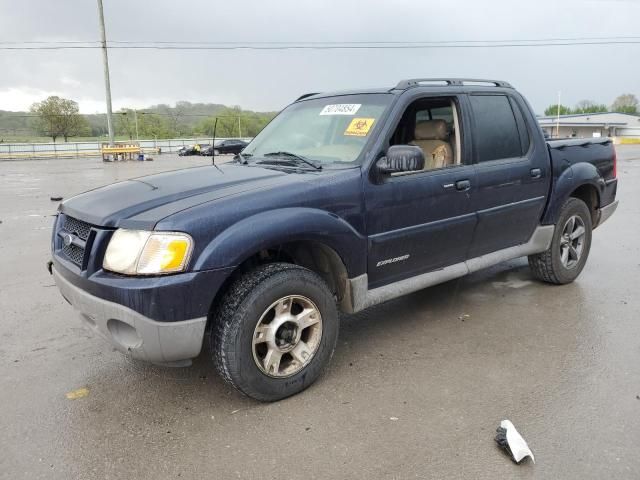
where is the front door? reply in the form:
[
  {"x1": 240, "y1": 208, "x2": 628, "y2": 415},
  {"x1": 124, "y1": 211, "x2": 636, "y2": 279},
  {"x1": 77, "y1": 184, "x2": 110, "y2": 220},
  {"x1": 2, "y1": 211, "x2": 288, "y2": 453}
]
[{"x1": 363, "y1": 95, "x2": 477, "y2": 288}]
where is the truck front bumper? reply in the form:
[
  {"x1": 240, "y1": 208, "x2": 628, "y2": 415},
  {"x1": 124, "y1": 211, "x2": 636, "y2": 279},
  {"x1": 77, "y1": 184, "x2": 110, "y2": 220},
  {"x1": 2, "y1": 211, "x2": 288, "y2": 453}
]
[{"x1": 53, "y1": 267, "x2": 207, "y2": 365}]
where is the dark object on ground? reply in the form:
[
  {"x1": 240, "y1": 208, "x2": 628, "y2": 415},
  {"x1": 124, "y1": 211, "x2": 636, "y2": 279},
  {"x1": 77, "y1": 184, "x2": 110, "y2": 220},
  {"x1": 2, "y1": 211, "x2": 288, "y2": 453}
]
[
  {"x1": 50, "y1": 196, "x2": 63, "y2": 201},
  {"x1": 145, "y1": 157, "x2": 154, "y2": 161},
  {"x1": 49, "y1": 77, "x2": 618, "y2": 401}
]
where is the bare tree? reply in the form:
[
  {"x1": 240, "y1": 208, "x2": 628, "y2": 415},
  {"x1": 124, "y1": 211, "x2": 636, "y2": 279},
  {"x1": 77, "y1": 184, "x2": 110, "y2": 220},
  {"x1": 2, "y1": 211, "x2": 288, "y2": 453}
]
[
  {"x1": 611, "y1": 94, "x2": 639, "y2": 114},
  {"x1": 163, "y1": 101, "x2": 189, "y2": 136}
]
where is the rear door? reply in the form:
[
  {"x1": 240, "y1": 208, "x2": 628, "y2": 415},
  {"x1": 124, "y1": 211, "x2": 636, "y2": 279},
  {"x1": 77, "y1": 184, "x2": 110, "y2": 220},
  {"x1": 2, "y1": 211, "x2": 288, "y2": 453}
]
[
  {"x1": 363, "y1": 94, "x2": 477, "y2": 288},
  {"x1": 466, "y1": 93, "x2": 549, "y2": 257}
]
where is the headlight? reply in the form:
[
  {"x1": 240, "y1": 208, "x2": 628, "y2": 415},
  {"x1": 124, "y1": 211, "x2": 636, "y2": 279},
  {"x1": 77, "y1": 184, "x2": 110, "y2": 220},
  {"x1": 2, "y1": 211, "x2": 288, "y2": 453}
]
[{"x1": 103, "y1": 229, "x2": 193, "y2": 275}]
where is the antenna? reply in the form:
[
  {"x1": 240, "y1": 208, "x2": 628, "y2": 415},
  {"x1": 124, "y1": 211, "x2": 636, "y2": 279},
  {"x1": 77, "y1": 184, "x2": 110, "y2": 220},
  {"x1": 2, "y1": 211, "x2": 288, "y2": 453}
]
[{"x1": 212, "y1": 117, "x2": 218, "y2": 165}]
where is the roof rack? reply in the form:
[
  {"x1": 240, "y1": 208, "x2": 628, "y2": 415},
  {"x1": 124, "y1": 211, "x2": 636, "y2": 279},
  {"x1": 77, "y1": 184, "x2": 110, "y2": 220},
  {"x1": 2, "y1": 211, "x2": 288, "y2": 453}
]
[
  {"x1": 394, "y1": 78, "x2": 512, "y2": 90},
  {"x1": 295, "y1": 92, "x2": 321, "y2": 102}
]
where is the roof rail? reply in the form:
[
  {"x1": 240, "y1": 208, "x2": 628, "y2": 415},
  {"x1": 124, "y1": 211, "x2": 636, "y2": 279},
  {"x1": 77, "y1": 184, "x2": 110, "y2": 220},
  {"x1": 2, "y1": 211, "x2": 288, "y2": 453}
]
[
  {"x1": 295, "y1": 92, "x2": 321, "y2": 102},
  {"x1": 394, "y1": 78, "x2": 513, "y2": 90}
]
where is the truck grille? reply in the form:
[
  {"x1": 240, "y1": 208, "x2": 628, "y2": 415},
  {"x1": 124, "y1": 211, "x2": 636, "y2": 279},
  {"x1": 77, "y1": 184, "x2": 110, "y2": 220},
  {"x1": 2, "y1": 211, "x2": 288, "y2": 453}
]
[
  {"x1": 63, "y1": 215, "x2": 91, "y2": 241},
  {"x1": 62, "y1": 243, "x2": 85, "y2": 265},
  {"x1": 59, "y1": 215, "x2": 93, "y2": 268}
]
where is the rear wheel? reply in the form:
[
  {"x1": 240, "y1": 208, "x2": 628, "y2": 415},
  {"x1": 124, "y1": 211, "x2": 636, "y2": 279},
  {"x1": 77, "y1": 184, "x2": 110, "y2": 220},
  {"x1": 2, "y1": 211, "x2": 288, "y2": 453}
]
[
  {"x1": 528, "y1": 197, "x2": 592, "y2": 284},
  {"x1": 211, "y1": 263, "x2": 339, "y2": 401}
]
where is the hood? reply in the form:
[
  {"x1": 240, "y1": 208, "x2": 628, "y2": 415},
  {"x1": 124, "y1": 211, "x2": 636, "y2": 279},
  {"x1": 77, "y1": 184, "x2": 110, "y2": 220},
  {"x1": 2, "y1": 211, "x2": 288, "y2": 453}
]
[{"x1": 60, "y1": 164, "x2": 295, "y2": 229}]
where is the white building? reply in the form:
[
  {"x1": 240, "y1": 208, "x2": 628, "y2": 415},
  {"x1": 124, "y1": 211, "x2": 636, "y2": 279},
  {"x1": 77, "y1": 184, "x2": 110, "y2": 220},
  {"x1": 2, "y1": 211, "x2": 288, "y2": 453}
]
[{"x1": 537, "y1": 112, "x2": 640, "y2": 139}]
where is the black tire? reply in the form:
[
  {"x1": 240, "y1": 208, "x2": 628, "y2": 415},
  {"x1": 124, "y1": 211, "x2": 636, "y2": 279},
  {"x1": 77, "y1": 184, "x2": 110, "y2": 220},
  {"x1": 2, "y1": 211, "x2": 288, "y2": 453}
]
[
  {"x1": 528, "y1": 197, "x2": 593, "y2": 284},
  {"x1": 211, "y1": 263, "x2": 339, "y2": 401}
]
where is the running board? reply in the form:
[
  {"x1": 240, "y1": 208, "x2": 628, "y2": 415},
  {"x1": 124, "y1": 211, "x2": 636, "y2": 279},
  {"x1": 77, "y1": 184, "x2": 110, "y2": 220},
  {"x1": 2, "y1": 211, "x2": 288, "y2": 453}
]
[{"x1": 344, "y1": 225, "x2": 554, "y2": 313}]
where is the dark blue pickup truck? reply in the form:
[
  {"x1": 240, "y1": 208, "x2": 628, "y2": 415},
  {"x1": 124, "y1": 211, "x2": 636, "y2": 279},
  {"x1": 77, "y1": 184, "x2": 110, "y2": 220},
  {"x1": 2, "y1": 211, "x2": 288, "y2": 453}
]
[{"x1": 51, "y1": 78, "x2": 618, "y2": 401}]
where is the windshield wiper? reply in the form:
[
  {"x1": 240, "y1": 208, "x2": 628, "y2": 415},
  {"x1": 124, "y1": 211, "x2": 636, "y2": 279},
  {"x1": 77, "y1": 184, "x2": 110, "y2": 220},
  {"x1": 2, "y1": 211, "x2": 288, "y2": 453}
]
[{"x1": 262, "y1": 151, "x2": 322, "y2": 170}]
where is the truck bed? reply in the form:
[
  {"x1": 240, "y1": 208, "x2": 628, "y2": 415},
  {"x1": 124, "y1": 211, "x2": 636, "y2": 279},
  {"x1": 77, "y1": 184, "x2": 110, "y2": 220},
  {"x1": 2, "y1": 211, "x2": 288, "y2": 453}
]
[{"x1": 547, "y1": 137, "x2": 616, "y2": 181}]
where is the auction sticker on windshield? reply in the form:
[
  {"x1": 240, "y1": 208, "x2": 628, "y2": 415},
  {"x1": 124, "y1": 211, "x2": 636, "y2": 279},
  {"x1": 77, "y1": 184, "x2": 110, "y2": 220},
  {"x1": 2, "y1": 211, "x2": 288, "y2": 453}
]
[
  {"x1": 344, "y1": 118, "x2": 375, "y2": 136},
  {"x1": 320, "y1": 104, "x2": 361, "y2": 115}
]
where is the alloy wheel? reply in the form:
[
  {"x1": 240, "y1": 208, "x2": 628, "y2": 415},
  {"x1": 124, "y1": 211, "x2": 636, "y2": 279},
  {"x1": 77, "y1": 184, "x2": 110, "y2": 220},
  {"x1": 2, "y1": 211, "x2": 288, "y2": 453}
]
[
  {"x1": 252, "y1": 295, "x2": 323, "y2": 377},
  {"x1": 560, "y1": 215, "x2": 586, "y2": 269}
]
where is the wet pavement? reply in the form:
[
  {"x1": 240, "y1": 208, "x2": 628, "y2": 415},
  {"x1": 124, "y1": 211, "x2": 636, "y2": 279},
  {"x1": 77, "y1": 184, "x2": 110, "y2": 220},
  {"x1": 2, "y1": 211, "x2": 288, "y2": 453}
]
[{"x1": 1, "y1": 148, "x2": 639, "y2": 479}]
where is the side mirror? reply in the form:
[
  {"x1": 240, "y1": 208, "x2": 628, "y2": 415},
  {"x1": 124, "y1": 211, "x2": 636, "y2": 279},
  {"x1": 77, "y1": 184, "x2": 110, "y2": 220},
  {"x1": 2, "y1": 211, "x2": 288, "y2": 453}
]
[{"x1": 376, "y1": 145, "x2": 425, "y2": 175}]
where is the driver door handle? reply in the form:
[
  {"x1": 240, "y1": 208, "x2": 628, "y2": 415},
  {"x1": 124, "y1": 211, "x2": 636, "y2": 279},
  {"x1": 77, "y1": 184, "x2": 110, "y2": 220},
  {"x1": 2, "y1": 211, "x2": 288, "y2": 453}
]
[{"x1": 455, "y1": 179, "x2": 471, "y2": 191}]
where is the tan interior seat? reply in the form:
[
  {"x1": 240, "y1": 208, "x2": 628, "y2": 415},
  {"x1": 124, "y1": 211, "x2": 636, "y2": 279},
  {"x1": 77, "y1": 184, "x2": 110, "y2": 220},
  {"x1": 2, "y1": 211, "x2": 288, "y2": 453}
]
[
  {"x1": 449, "y1": 129, "x2": 458, "y2": 165},
  {"x1": 410, "y1": 120, "x2": 453, "y2": 170}
]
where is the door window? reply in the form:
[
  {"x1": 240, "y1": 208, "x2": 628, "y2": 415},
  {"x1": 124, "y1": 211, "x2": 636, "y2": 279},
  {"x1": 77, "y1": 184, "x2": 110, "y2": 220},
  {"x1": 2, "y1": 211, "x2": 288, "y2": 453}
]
[
  {"x1": 469, "y1": 95, "x2": 522, "y2": 162},
  {"x1": 389, "y1": 97, "x2": 462, "y2": 172}
]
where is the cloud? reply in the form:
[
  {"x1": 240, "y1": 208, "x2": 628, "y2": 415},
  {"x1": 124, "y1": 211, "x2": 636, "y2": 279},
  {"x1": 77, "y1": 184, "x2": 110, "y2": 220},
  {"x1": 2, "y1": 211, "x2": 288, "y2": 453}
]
[
  {"x1": 0, "y1": 87, "x2": 60, "y2": 111},
  {"x1": 0, "y1": 0, "x2": 639, "y2": 114}
]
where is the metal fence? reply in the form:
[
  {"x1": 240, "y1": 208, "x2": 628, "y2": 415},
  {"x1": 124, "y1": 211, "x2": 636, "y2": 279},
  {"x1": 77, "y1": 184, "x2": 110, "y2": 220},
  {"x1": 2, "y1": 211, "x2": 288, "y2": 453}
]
[{"x1": 0, "y1": 137, "x2": 252, "y2": 160}]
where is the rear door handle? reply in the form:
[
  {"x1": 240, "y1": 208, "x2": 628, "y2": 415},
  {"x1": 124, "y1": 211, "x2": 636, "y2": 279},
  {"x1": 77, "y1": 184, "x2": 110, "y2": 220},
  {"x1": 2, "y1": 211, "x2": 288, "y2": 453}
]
[
  {"x1": 530, "y1": 168, "x2": 542, "y2": 179},
  {"x1": 455, "y1": 179, "x2": 471, "y2": 191}
]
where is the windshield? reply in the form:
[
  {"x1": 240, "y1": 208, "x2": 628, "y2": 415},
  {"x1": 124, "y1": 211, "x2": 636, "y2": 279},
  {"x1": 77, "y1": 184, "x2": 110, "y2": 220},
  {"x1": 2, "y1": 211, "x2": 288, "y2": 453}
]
[{"x1": 242, "y1": 94, "x2": 393, "y2": 166}]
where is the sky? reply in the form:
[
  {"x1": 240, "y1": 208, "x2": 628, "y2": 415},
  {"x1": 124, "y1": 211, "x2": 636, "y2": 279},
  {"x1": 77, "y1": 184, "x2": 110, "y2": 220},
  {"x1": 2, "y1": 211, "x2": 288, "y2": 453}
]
[{"x1": 0, "y1": 0, "x2": 638, "y2": 115}]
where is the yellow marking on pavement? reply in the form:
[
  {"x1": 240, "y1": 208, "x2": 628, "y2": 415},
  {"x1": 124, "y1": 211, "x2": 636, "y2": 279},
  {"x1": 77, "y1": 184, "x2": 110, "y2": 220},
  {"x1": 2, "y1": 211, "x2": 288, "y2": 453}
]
[{"x1": 65, "y1": 387, "x2": 89, "y2": 400}]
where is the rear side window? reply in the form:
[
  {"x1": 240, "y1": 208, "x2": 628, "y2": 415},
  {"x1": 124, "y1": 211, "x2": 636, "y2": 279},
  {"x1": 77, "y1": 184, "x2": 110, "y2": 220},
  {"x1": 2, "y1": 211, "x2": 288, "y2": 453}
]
[
  {"x1": 509, "y1": 97, "x2": 531, "y2": 154},
  {"x1": 470, "y1": 95, "x2": 522, "y2": 162}
]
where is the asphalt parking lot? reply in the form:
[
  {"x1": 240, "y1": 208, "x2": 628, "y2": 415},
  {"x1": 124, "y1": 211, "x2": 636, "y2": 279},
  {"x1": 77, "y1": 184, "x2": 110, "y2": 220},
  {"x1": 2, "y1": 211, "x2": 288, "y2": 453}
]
[{"x1": 1, "y1": 148, "x2": 639, "y2": 479}]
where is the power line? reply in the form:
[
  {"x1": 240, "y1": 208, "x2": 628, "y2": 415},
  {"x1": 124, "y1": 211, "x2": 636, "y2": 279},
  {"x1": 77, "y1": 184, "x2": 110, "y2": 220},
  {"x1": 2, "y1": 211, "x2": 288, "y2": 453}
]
[
  {"x1": 0, "y1": 40, "x2": 101, "y2": 44},
  {"x1": 3, "y1": 35, "x2": 640, "y2": 45},
  {"x1": 2, "y1": 40, "x2": 640, "y2": 50},
  {"x1": 105, "y1": 35, "x2": 640, "y2": 45}
]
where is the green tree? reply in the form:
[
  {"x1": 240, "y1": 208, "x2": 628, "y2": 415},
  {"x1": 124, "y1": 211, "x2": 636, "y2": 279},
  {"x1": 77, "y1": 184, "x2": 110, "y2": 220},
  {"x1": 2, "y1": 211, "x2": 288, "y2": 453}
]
[
  {"x1": 116, "y1": 110, "x2": 174, "y2": 140},
  {"x1": 611, "y1": 94, "x2": 638, "y2": 114},
  {"x1": 30, "y1": 96, "x2": 89, "y2": 142},
  {"x1": 137, "y1": 113, "x2": 172, "y2": 139},
  {"x1": 240, "y1": 111, "x2": 276, "y2": 136},
  {"x1": 573, "y1": 100, "x2": 608, "y2": 114},
  {"x1": 195, "y1": 107, "x2": 275, "y2": 138},
  {"x1": 544, "y1": 104, "x2": 572, "y2": 116},
  {"x1": 166, "y1": 101, "x2": 189, "y2": 135},
  {"x1": 65, "y1": 114, "x2": 90, "y2": 141},
  {"x1": 115, "y1": 109, "x2": 137, "y2": 140}
]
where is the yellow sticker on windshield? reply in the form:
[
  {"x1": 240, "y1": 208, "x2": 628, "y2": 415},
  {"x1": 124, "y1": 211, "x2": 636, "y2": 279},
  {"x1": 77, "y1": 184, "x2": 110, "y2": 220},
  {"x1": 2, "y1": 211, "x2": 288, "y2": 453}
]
[{"x1": 344, "y1": 118, "x2": 375, "y2": 137}]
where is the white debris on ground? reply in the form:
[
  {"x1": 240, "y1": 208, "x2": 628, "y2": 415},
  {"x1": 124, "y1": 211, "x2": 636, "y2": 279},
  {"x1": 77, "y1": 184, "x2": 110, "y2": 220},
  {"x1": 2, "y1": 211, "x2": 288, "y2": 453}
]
[{"x1": 495, "y1": 419, "x2": 535, "y2": 464}]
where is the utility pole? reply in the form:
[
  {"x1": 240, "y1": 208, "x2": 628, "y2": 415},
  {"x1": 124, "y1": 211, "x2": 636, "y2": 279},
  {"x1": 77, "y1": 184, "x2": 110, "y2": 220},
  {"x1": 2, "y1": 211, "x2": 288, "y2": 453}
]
[
  {"x1": 556, "y1": 91, "x2": 561, "y2": 138},
  {"x1": 238, "y1": 116, "x2": 242, "y2": 138},
  {"x1": 97, "y1": 0, "x2": 115, "y2": 146},
  {"x1": 134, "y1": 109, "x2": 139, "y2": 141}
]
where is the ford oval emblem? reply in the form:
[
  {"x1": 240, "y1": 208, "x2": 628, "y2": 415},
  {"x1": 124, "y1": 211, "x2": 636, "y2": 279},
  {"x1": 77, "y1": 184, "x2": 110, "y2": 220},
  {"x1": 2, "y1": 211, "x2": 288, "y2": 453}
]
[{"x1": 63, "y1": 234, "x2": 74, "y2": 247}]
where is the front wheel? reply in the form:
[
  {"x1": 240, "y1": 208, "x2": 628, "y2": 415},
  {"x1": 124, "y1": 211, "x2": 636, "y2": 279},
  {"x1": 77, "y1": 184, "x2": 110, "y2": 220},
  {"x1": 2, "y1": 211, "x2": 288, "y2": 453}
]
[
  {"x1": 211, "y1": 263, "x2": 339, "y2": 401},
  {"x1": 528, "y1": 197, "x2": 593, "y2": 284}
]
